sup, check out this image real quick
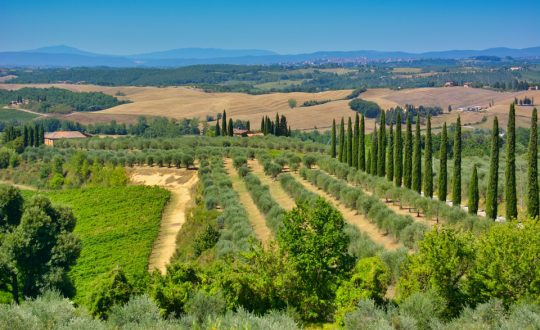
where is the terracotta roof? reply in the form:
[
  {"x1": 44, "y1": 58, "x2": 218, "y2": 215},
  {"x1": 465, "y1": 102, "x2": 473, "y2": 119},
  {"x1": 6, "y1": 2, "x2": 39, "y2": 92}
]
[{"x1": 44, "y1": 131, "x2": 88, "y2": 140}]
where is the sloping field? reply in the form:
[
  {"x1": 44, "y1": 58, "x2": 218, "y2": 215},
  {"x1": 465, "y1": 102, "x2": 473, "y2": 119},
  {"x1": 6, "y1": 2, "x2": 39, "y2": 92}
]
[
  {"x1": 0, "y1": 83, "x2": 352, "y2": 130},
  {"x1": 1, "y1": 83, "x2": 538, "y2": 130}
]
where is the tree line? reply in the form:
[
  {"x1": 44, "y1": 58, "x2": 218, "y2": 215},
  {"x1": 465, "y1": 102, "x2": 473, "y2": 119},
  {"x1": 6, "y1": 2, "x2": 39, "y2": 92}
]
[
  {"x1": 0, "y1": 87, "x2": 125, "y2": 113},
  {"x1": 330, "y1": 104, "x2": 540, "y2": 220}
]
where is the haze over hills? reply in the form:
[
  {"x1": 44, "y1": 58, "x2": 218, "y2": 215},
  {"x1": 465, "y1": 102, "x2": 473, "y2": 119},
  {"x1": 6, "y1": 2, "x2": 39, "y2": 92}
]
[{"x1": 1, "y1": 45, "x2": 540, "y2": 68}]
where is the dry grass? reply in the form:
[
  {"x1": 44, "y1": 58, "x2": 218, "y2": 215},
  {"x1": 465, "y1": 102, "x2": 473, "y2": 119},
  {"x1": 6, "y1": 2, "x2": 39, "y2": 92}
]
[{"x1": 1, "y1": 83, "x2": 538, "y2": 131}]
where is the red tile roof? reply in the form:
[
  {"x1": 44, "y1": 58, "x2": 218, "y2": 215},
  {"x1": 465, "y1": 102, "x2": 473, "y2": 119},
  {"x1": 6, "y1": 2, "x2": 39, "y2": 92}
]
[{"x1": 44, "y1": 131, "x2": 88, "y2": 140}]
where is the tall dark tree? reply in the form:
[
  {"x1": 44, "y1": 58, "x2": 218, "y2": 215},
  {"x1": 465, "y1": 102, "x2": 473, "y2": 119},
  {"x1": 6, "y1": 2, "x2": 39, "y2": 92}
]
[
  {"x1": 403, "y1": 112, "x2": 413, "y2": 189},
  {"x1": 505, "y1": 104, "x2": 517, "y2": 220},
  {"x1": 260, "y1": 117, "x2": 265, "y2": 133},
  {"x1": 394, "y1": 112, "x2": 403, "y2": 187},
  {"x1": 228, "y1": 118, "x2": 233, "y2": 136},
  {"x1": 438, "y1": 122, "x2": 448, "y2": 202},
  {"x1": 424, "y1": 115, "x2": 433, "y2": 198},
  {"x1": 353, "y1": 113, "x2": 359, "y2": 168},
  {"x1": 486, "y1": 117, "x2": 499, "y2": 220},
  {"x1": 347, "y1": 117, "x2": 353, "y2": 166},
  {"x1": 527, "y1": 108, "x2": 539, "y2": 219},
  {"x1": 246, "y1": 120, "x2": 250, "y2": 132},
  {"x1": 377, "y1": 111, "x2": 386, "y2": 177},
  {"x1": 366, "y1": 150, "x2": 371, "y2": 174},
  {"x1": 331, "y1": 119, "x2": 337, "y2": 158},
  {"x1": 412, "y1": 114, "x2": 422, "y2": 194},
  {"x1": 386, "y1": 123, "x2": 394, "y2": 182},
  {"x1": 370, "y1": 125, "x2": 378, "y2": 175},
  {"x1": 338, "y1": 118, "x2": 345, "y2": 162},
  {"x1": 468, "y1": 165, "x2": 479, "y2": 215},
  {"x1": 221, "y1": 110, "x2": 227, "y2": 136},
  {"x1": 452, "y1": 115, "x2": 462, "y2": 207},
  {"x1": 215, "y1": 121, "x2": 221, "y2": 136},
  {"x1": 359, "y1": 114, "x2": 366, "y2": 171}
]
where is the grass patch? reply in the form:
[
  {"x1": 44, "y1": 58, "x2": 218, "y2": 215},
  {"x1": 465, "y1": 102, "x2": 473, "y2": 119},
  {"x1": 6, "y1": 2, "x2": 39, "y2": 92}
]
[
  {"x1": 0, "y1": 108, "x2": 39, "y2": 122},
  {"x1": 22, "y1": 186, "x2": 170, "y2": 305}
]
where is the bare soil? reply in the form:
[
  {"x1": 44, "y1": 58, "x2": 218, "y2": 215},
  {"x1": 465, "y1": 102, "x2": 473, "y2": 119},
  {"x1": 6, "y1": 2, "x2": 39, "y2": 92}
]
[{"x1": 129, "y1": 166, "x2": 198, "y2": 274}]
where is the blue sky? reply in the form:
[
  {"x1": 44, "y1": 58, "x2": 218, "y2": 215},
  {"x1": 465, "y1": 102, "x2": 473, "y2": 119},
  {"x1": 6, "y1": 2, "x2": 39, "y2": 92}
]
[{"x1": 1, "y1": 0, "x2": 539, "y2": 54}]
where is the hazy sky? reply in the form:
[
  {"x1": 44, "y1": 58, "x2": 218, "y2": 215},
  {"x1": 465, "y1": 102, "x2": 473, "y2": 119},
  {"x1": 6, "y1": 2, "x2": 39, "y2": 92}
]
[{"x1": 1, "y1": 0, "x2": 539, "y2": 54}]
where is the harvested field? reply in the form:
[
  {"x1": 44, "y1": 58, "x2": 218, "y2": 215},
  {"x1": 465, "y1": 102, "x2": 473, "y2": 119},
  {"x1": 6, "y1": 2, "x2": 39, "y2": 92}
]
[
  {"x1": 129, "y1": 166, "x2": 198, "y2": 274},
  {"x1": 1, "y1": 83, "x2": 538, "y2": 130}
]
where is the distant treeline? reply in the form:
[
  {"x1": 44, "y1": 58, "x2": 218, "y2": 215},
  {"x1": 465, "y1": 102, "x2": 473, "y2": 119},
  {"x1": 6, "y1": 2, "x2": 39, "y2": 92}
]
[
  {"x1": 0, "y1": 87, "x2": 125, "y2": 113},
  {"x1": 4, "y1": 62, "x2": 539, "y2": 93}
]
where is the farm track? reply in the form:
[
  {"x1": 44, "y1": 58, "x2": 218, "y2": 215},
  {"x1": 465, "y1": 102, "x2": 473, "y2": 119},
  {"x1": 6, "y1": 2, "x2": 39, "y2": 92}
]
[
  {"x1": 249, "y1": 159, "x2": 296, "y2": 211},
  {"x1": 289, "y1": 171, "x2": 402, "y2": 251},
  {"x1": 129, "y1": 167, "x2": 198, "y2": 274},
  {"x1": 224, "y1": 158, "x2": 272, "y2": 244}
]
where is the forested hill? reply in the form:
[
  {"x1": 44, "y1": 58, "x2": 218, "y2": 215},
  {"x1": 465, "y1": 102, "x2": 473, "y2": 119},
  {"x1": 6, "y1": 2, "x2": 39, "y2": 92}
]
[{"x1": 0, "y1": 87, "x2": 126, "y2": 113}]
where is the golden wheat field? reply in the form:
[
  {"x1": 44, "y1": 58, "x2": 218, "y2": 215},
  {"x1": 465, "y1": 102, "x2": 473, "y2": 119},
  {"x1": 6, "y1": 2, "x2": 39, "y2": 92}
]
[{"x1": 0, "y1": 83, "x2": 538, "y2": 131}]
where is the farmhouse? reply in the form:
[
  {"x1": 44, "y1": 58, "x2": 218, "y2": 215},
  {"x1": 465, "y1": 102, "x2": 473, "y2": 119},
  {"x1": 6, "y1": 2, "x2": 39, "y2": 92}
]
[{"x1": 44, "y1": 131, "x2": 89, "y2": 146}]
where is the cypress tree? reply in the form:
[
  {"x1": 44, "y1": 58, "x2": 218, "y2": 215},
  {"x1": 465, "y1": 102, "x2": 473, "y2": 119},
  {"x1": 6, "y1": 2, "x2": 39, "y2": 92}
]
[
  {"x1": 377, "y1": 111, "x2": 386, "y2": 177},
  {"x1": 347, "y1": 117, "x2": 353, "y2": 166},
  {"x1": 359, "y1": 114, "x2": 366, "y2": 171},
  {"x1": 386, "y1": 123, "x2": 394, "y2": 182},
  {"x1": 338, "y1": 118, "x2": 345, "y2": 162},
  {"x1": 275, "y1": 113, "x2": 280, "y2": 135},
  {"x1": 331, "y1": 119, "x2": 337, "y2": 158},
  {"x1": 370, "y1": 125, "x2": 378, "y2": 175},
  {"x1": 394, "y1": 112, "x2": 403, "y2": 187},
  {"x1": 222, "y1": 110, "x2": 227, "y2": 136},
  {"x1": 228, "y1": 118, "x2": 233, "y2": 136},
  {"x1": 505, "y1": 103, "x2": 517, "y2": 220},
  {"x1": 438, "y1": 122, "x2": 448, "y2": 202},
  {"x1": 215, "y1": 121, "x2": 221, "y2": 136},
  {"x1": 246, "y1": 120, "x2": 250, "y2": 131},
  {"x1": 33, "y1": 126, "x2": 38, "y2": 147},
  {"x1": 29, "y1": 126, "x2": 34, "y2": 147},
  {"x1": 424, "y1": 114, "x2": 433, "y2": 198},
  {"x1": 527, "y1": 108, "x2": 539, "y2": 219},
  {"x1": 260, "y1": 117, "x2": 265, "y2": 133},
  {"x1": 486, "y1": 117, "x2": 499, "y2": 220},
  {"x1": 452, "y1": 115, "x2": 462, "y2": 207},
  {"x1": 353, "y1": 113, "x2": 359, "y2": 168},
  {"x1": 403, "y1": 112, "x2": 413, "y2": 188},
  {"x1": 23, "y1": 126, "x2": 29, "y2": 147},
  {"x1": 412, "y1": 114, "x2": 422, "y2": 194},
  {"x1": 366, "y1": 150, "x2": 371, "y2": 174},
  {"x1": 468, "y1": 164, "x2": 479, "y2": 215}
]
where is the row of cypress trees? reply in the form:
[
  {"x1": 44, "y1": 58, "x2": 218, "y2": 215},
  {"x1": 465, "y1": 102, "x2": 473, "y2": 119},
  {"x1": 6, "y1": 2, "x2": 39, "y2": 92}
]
[
  {"x1": 3, "y1": 123, "x2": 45, "y2": 147},
  {"x1": 331, "y1": 104, "x2": 539, "y2": 220}
]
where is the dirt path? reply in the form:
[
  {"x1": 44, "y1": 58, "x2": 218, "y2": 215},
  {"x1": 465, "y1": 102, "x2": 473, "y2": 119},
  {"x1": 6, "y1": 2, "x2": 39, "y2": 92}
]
[
  {"x1": 2, "y1": 106, "x2": 48, "y2": 117},
  {"x1": 0, "y1": 180, "x2": 38, "y2": 191},
  {"x1": 249, "y1": 159, "x2": 296, "y2": 211},
  {"x1": 224, "y1": 159, "x2": 272, "y2": 244},
  {"x1": 129, "y1": 167, "x2": 198, "y2": 274},
  {"x1": 289, "y1": 172, "x2": 402, "y2": 251}
]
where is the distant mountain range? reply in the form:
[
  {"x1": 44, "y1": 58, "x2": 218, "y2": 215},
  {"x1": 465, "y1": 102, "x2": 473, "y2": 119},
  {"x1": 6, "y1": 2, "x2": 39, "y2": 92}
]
[{"x1": 1, "y1": 45, "x2": 540, "y2": 68}]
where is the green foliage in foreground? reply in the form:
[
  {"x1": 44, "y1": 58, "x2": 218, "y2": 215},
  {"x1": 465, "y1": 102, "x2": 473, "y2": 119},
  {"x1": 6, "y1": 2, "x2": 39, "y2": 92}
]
[
  {"x1": 22, "y1": 186, "x2": 170, "y2": 305},
  {"x1": 0, "y1": 290, "x2": 300, "y2": 330}
]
